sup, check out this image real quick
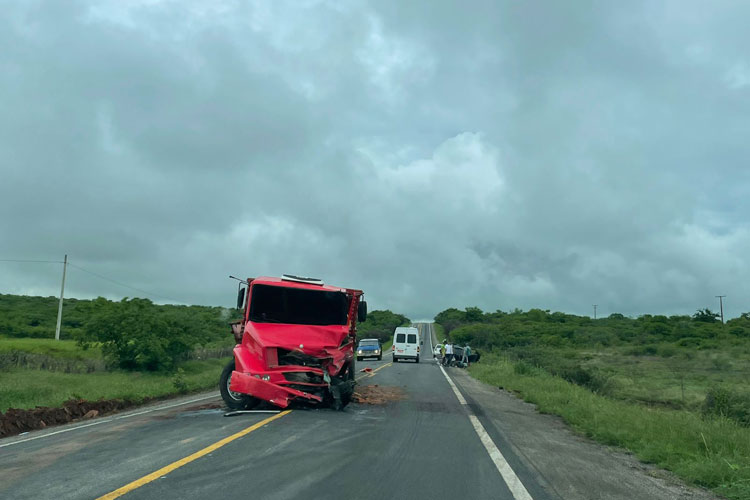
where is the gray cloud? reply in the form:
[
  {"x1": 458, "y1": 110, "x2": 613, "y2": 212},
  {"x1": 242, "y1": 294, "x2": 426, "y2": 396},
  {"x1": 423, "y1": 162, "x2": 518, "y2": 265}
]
[{"x1": 2, "y1": 1, "x2": 750, "y2": 320}]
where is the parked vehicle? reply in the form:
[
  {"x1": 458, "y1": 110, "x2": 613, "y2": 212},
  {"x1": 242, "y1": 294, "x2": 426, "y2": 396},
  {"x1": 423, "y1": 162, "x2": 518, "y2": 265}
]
[
  {"x1": 392, "y1": 326, "x2": 420, "y2": 363},
  {"x1": 220, "y1": 275, "x2": 366, "y2": 411},
  {"x1": 442, "y1": 346, "x2": 481, "y2": 367},
  {"x1": 357, "y1": 338, "x2": 382, "y2": 361}
]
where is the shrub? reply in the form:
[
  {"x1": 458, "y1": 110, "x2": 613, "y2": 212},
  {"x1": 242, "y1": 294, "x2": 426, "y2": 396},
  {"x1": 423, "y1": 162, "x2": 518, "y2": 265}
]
[
  {"x1": 626, "y1": 344, "x2": 658, "y2": 356},
  {"x1": 513, "y1": 361, "x2": 535, "y2": 375},
  {"x1": 357, "y1": 310, "x2": 410, "y2": 344},
  {"x1": 656, "y1": 344, "x2": 678, "y2": 357},
  {"x1": 703, "y1": 387, "x2": 750, "y2": 426},
  {"x1": 172, "y1": 368, "x2": 189, "y2": 393},
  {"x1": 79, "y1": 298, "x2": 207, "y2": 371}
]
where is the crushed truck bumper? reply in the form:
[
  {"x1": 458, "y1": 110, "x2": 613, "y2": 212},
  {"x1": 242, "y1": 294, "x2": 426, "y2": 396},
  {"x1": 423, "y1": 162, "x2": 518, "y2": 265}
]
[{"x1": 229, "y1": 371, "x2": 324, "y2": 408}]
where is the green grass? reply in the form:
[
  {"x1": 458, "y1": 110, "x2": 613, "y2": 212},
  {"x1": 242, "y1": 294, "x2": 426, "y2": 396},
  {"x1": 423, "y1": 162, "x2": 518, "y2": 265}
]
[
  {"x1": 433, "y1": 322, "x2": 445, "y2": 342},
  {"x1": 0, "y1": 357, "x2": 230, "y2": 412},
  {"x1": 470, "y1": 355, "x2": 750, "y2": 500},
  {"x1": 0, "y1": 337, "x2": 103, "y2": 360},
  {"x1": 513, "y1": 345, "x2": 750, "y2": 413}
]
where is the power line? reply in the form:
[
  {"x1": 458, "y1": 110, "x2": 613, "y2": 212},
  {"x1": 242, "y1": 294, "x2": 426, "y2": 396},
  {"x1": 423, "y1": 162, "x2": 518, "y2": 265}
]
[
  {"x1": 1, "y1": 257, "x2": 185, "y2": 303},
  {"x1": 66, "y1": 262, "x2": 183, "y2": 303},
  {"x1": 0, "y1": 259, "x2": 64, "y2": 263}
]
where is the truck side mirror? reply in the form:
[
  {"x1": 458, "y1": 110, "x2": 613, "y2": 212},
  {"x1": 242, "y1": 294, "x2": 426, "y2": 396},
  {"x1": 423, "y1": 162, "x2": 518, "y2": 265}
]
[
  {"x1": 358, "y1": 300, "x2": 367, "y2": 323},
  {"x1": 237, "y1": 286, "x2": 246, "y2": 310}
]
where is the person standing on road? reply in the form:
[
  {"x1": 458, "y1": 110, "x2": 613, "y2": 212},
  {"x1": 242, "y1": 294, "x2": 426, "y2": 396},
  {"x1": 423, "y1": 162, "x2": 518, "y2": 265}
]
[
  {"x1": 462, "y1": 344, "x2": 471, "y2": 367},
  {"x1": 444, "y1": 342, "x2": 453, "y2": 366},
  {"x1": 439, "y1": 341, "x2": 445, "y2": 361}
]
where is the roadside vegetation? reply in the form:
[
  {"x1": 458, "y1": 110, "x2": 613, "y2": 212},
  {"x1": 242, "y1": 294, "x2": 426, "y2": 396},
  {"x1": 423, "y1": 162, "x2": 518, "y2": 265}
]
[
  {"x1": 0, "y1": 293, "x2": 238, "y2": 342},
  {"x1": 0, "y1": 358, "x2": 229, "y2": 413},
  {"x1": 435, "y1": 306, "x2": 750, "y2": 499},
  {"x1": 355, "y1": 310, "x2": 411, "y2": 356},
  {"x1": 357, "y1": 309, "x2": 410, "y2": 349},
  {"x1": 0, "y1": 293, "x2": 408, "y2": 414}
]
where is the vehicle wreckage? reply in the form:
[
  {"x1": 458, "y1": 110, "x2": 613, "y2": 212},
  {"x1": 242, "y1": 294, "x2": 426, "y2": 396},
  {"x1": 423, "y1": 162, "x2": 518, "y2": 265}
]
[{"x1": 220, "y1": 275, "x2": 367, "y2": 411}]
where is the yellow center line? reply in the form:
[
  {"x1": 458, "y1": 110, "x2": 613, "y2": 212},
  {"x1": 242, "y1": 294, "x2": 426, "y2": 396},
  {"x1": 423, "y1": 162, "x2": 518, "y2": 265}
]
[
  {"x1": 356, "y1": 361, "x2": 392, "y2": 381},
  {"x1": 97, "y1": 410, "x2": 292, "y2": 500}
]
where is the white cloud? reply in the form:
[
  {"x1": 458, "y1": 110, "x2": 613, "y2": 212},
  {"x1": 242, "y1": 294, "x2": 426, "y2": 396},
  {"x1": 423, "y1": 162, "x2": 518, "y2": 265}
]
[
  {"x1": 725, "y1": 62, "x2": 750, "y2": 89},
  {"x1": 2, "y1": 0, "x2": 750, "y2": 320}
]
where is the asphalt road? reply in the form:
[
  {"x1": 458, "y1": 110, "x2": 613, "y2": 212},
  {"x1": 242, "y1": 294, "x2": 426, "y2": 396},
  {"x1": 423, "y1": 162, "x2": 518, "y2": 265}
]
[{"x1": 0, "y1": 324, "x2": 716, "y2": 500}]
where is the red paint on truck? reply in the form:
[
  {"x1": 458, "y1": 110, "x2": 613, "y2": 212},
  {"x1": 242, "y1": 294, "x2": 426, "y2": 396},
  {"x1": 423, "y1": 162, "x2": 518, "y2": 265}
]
[{"x1": 223, "y1": 276, "x2": 365, "y2": 410}]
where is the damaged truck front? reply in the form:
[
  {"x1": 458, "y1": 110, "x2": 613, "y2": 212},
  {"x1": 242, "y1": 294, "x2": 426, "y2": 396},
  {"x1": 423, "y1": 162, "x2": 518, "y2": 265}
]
[{"x1": 220, "y1": 275, "x2": 367, "y2": 411}]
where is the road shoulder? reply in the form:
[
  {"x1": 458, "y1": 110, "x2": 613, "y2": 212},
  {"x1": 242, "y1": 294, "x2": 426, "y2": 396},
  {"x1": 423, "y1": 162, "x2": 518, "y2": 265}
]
[{"x1": 447, "y1": 367, "x2": 719, "y2": 500}]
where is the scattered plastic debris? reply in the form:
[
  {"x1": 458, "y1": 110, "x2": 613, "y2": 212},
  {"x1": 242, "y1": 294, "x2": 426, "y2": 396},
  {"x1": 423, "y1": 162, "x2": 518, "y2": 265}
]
[{"x1": 359, "y1": 367, "x2": 373, "y2": 373}]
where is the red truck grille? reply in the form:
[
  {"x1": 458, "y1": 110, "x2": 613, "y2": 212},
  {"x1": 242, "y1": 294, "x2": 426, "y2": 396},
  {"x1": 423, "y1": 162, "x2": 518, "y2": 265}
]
[
  {"x1": 277, "y1": 348, "x2": 325, "y2": 368},
  {"x1": 282, "y1": 372, "x2": 324, "y2": 384}
]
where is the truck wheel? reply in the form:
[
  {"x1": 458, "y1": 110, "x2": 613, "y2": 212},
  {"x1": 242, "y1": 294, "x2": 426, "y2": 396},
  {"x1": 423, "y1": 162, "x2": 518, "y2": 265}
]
[
  {"x1": 330, "y1": 364, "x2": 354, "y2": 411},
  {"x1": 377, "y1": 355, "x2": 382, "y2": 361},
  {"x1": 415, "y1": 356, "x2": 420, "y2": 364},
  {"x1": 393, "y1": 356, "x2": 398, "y2": 363},
  {"x1": 357, "y1": 356, "x2": 362, "y2": 362},
  {"x1": 220, "y1": 360, "x2": 261, "y2": 410}
]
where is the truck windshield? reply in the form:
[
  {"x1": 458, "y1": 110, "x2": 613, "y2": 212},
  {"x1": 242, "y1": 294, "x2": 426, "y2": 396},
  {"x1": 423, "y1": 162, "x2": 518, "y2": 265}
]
[{"x1": 249, "y1": 284, "x2": 349, "y2": 326}]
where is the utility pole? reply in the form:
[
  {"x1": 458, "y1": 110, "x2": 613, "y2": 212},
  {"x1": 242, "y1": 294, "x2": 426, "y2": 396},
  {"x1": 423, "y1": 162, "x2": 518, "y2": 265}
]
[
  {"x1": 715, "y1": 295, "x2": 726, "y2": 324},
  {"x1": 55, "y1": 254, "x2": 67, "y2": 341},
  {"x1": 593, "y1": 304, "x2": 597, "y2": 320}
]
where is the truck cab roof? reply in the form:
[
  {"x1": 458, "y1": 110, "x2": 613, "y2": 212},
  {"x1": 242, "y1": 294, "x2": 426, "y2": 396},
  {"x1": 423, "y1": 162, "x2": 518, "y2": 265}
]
[{"x1": 250, "y1": 276, "x2": 362, "y2": 295}]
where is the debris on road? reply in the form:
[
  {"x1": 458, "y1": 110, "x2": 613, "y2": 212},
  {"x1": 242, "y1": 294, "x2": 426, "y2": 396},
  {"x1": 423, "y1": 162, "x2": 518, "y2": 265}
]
[
  {"x1": 183, "y1": 402, "x2": 223, "y2": 411},
  {"x1": 352, "y1": 385, "x2": 406, "y2": 405},
  {"x1": 359, "y1": 367, "x2": 373, "y2": 373}
]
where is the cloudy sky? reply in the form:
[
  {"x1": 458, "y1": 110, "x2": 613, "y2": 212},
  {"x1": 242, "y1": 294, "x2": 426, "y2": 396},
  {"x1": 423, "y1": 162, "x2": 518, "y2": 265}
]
[{"x1": 2, "y1": 1, "x2": 749, "y2": 320}]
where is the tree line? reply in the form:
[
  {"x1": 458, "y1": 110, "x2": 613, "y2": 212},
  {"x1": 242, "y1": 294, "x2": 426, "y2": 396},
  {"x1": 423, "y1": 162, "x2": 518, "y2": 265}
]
[
  {"x1": 434, "y1": 306, "x2": 750, "y2": 350},
  {"x1": 0, "y1": 294, "x2": 408, "y2": 372}
]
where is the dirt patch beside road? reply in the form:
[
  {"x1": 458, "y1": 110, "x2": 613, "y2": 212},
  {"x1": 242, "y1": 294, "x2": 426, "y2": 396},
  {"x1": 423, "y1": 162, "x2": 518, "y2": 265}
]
[
  {"x1": 352, "y1": 384, "x2": 406, "y2": 405},
  {"x1": 0, "y1": 399, "x2": 135, "y2": 438}
]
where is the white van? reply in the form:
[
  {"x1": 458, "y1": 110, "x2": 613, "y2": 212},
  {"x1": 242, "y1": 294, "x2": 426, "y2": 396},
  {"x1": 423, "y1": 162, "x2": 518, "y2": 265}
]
[{"x1": 392, "y1": 326, "x2": 420, "y2": 363}]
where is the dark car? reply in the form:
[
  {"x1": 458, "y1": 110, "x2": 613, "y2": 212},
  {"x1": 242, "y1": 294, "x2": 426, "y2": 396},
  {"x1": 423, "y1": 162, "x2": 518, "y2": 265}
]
[{"x1": 356, "y1": 338, "x2": 382, "y2": 361}]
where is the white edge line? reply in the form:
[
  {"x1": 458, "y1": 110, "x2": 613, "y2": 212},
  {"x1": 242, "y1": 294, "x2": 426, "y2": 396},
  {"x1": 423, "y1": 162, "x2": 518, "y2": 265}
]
[
  {"x1": 441, "y1": 364, "x2": 468, "y2": 405},
  {"x1": 0, "y1": 393, "x2": 220, "y2": 449},
  {"x1": 439, "y1": 364, "x2": 534, "y2": 500}
]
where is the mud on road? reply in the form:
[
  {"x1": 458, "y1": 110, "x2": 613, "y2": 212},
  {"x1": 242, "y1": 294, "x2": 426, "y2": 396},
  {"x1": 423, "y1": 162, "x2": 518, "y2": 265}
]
[{"x1": 352, "y1": 384, "x2": 406, "y2": 405}]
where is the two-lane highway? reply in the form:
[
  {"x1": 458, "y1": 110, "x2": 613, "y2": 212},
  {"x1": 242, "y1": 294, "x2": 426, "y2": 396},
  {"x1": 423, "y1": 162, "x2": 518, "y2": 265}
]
[
  {"x1": 1, "y1": 324, "x2": 714, "y2": 500},
  {"x1": 0, "y1": 323, "x2": 547, "y2": 500}
]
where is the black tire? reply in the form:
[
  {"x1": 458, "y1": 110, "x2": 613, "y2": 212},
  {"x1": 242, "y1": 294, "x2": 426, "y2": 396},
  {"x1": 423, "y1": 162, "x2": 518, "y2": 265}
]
[
  {"x1": 415, "y1": 356, "x2": 420, "y2": 364},
  {"x1": 377, "y1": 355, "x2": 382, "y2": 361},
  {"x1": 220, "y1": 360, "x2": 261, "y2": 410},
  {"x1": 393, "y1": 355, "x2": 398, "y2": 363},
  {"x1": 357, "y1": 357, "x2": 362, "y2": 362},
  {"x1": 330, "y1": 360, "x2": 355, "y2": 411}
]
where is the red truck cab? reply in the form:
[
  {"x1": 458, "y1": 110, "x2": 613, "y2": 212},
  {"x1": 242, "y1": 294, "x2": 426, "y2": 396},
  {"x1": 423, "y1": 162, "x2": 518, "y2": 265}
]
[{"x1": 220, "y1": 275, "x2": 366, "y2": 410}]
